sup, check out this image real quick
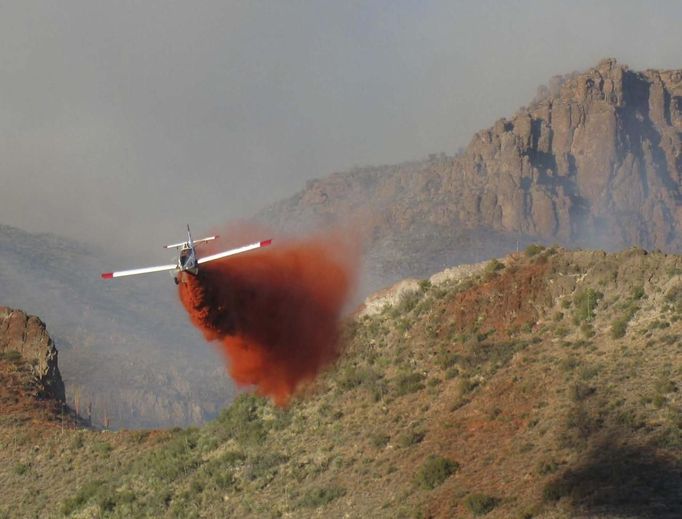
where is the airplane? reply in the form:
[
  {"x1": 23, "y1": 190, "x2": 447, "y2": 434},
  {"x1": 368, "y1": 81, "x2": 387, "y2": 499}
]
[{"x1": 101, "y1": 225, "x2": 272, "y2": 284}]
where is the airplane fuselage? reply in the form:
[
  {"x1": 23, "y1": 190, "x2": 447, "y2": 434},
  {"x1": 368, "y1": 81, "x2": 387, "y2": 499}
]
[{"x1": 177, "y1": 245, "x2": 199, "y2": 281}]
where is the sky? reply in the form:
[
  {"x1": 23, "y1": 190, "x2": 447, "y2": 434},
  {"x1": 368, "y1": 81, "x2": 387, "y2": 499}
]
[{"x1": 1, "y1": 0, "x2": 681, "y2": 262}]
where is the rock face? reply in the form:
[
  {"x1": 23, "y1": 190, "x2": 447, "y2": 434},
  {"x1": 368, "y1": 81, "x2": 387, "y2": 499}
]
[
  {"x1": 0, "y1": 307, "x2": 65, "y2": 402},
  {"x1": 259, "y1": 59, "x2": 682, "y2": 291},
  {"x1": 460, "y1": 58, "x2": 682, "y2": 248}
]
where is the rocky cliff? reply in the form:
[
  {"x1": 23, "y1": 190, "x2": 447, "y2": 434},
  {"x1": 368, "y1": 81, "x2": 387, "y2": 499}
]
[
  {"x1": 460, "y1": 57, "x2": 682, "y2": 247},
  {"x1": 0, "y1": 307, "x2": 65, "y2": 402},
  {"x1": 259, "y1": 59, "x2": 682, "y2": 291}
]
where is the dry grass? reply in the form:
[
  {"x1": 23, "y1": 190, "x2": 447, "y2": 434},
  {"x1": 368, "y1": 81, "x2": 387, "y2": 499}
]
[{"x1": 0, "y1": 249, "x2": 681, "y2": 518}]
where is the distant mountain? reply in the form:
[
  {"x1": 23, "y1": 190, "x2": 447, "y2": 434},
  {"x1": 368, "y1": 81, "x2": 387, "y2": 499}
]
[
  {"x1": 0, "y1": 224, "x2": 235, "y2": 428},
  {"x1": 259, "y1": 58, "x2": 682, "y2": 292}
]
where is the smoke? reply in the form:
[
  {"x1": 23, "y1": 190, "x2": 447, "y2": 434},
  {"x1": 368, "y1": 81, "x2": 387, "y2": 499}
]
[{"x1": 178, "y1": 229, "x2": 358, "y2": 405}]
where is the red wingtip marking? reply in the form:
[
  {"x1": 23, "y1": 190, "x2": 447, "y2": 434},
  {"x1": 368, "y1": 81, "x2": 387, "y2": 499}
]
[
  {"x1": 101, "y1": 272, "x2": 114, "y2": 279},
  {"x1": 260, "y1": 239, "x2": 272, "y2": 247}
]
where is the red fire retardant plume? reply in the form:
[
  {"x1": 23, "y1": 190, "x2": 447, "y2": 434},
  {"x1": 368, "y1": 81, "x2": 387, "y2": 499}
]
[{"x1": 178, "y1": 233, "x2": 356, "y2": 405}]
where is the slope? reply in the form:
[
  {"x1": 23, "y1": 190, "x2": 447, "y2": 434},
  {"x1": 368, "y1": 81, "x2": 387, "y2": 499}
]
[{"x1": 1, "y1": 247, "x2": 680, "y2": 518}]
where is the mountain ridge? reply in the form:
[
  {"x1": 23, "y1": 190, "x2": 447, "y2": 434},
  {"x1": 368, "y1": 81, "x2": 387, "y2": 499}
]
[
  {"x1": 259, "y1": 58, "x2": 682, "y2": 293},
  {"x1": 1, "y1": 246, "x2": 680, "y2": 518}
]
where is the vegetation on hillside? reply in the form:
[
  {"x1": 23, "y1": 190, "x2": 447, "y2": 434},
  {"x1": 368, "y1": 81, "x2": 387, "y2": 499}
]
[{"x1": 1, "y1": 248, "x2": 681, "y2": 518}]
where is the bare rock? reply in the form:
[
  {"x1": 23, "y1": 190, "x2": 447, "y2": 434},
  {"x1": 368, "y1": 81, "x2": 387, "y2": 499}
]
[
  {"x1": 259, "y1": 59, "x2": 682, "y2": 292},
  {"x1": 0, "y1": 307, "x2": 65, "y2": 402}
]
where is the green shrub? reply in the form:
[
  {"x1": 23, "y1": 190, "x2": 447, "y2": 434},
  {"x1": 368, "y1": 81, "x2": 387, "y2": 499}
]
[
  {"x1": 98, "y1": 439, "x2": 114, "y2": 451},
  {"x1": 485, "y1": 259, "x2": 504, "y2": 275},
  {"x1": 580, "y1": 322, "x2": 595, "y2": 338},
  {"x1": 537, "y1": 460, "x2": 559, "y2": 475},
  {"x1": 142, "y1": 430, "x2": 202, "y2": 482},
  {"x1": 573, "y1": 288, "x2": 603, "y2": 322},
  {"x1": 13, "y1": 463, "x2": 29, "y2": 476},
  {"x1": 464, "y1": 494, "x2": 499, "y2": 516},
  {"x1": 542, "y1": 480, "x2": 569, "y2": 502},
  {"x1": 0, "y1": 350, "x2": 22, "y2": 363},
  {"x1": 418, "y1": 279, "x2": 432, "y2": 292},
  {"x1": 60, "y1": 480, "x2": 107, "y2": 515},
  {"x1": 244, "y1": 452, "x2": 288, "y2": 481},
  {"x1": 415, "y1": 455, "x2": 459, "y2": 489},
  {"x1": 215, "y1": 394, "x2": 268, "y2": 446},
  {"x1": 660, "y1": 333, "x2": 679, "y2": 345},
  {"x1": 97, "y1": 489, "x2": 135, "y2": 513},
  {"x1": 579, "y1": 365, "x2": 600, "y2": 380},
  {"x1": 458, "y1": 377, "x2": 479, "y2": 395},
  {"x1": 394, "y1": 372, "x2": 425, "y2": 396},
  {"x1": 555, "y1": 325, "x2": 569, "y2": 338},
  {"x1": 298, "y1": 486, "x2": 346, "y2": 508},
  {"x1": 611, "y1": 318, "x2": 628, "y2": 339},
  {"x1": 568, "y1": 382, "x2": 595, "y2": 402},
  {"x1": 370, "y1": 433, "x2": 390, "y2": 449},
  {"x1": 614, "y1": 410, "x2": 643, "y2": 430},
  {"x1": 218, "y1": 450, "x2": 246, "y2": 465},
  {"x1": 438, "y1": 352, "x2": 460, "y2": 370},
  {"x1": 338, "y1": 365, "x2": 380, "y2": 391},
  {"x1": 566, "y1": 407, "x2": 600, "y2": 439},
  {"x1": 653, "y1": 394, "x2": 667, "y2": 408},
  {"x1": 647, "y1": 320, "x2": 671, "y2": 331},
  {"x1": 664, "y1": 283, "x2": 682, "y2": 310},
  {"x1": 427, "y1": 377, "x2": 441, "y2": 387},
  {"x1": 559, "y1": 356, "x2": 579, "y2": 372},
  {"x1": 525, "y1": 244, "x2": 545, "y2": 257},
  {"x1": 631, "y1": 286, "x2": 645, "y2": 300},
  {"x1": 397, "y1": 290, "x2": 421, "y2": 314},
  {"x1": 398, "y1": 430, "x2": 425, "y2": 448},
  {"x1": 654, "y1": 376, "x2": 677, "y2": 395}
]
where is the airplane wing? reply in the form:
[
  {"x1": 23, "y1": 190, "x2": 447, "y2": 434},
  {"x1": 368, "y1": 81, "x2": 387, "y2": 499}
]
[
  {"x1": 101, "y1": 263, "x2": 177, "y2": 279},
  {"x1": 197, "y1": 239, "x2": 272, "y2": 265}
]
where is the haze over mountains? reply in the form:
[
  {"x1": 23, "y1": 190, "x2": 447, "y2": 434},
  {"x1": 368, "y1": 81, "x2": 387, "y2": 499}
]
[
  {"x1": 261, "y1": 59, "x2": 682, "y2": 291},
  {"x1": 2, "y1": 59, "x2": 681, "y2": 429},
  {"x1": 0, "y1": 225, "x2": 234, "y2": 428}
]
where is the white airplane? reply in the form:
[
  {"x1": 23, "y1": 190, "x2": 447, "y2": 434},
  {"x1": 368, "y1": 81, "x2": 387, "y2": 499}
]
[{"x1": 101, "y1": 225, "x2": 271, "y2": 284}]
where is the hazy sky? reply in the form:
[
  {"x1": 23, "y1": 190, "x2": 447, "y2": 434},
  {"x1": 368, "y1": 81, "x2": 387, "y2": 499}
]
[{"x1": 1, "y1": 1, "x2": 681, "y2": 262}]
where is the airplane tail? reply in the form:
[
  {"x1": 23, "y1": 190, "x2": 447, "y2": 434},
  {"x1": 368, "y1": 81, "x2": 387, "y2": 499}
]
[
  {"x1": 163, "y1": 225, "x2": 219, "y2": 249},
  {"x1": 187, "y1": 224, "x2": 194, "y2": 249}
]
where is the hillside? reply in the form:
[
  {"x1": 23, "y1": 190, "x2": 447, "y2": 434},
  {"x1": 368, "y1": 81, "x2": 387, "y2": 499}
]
[
  {"x1": 0, "y1": 224, "x2": 235, "y2": 428},
  {"x1": 1, "y1": 247, "x2": 680, "y2": 518},
  {"x1": 259, "y1": 59, "x2": 682, "y2": 292}
]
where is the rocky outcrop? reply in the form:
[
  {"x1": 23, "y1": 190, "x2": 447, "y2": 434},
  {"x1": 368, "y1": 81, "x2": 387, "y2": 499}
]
[
  {"x1": 259, "y1": 59, "x2": 682, "y2": 291},
  {"x1": 458, "y1": 58, "x2": 682, "y2": 248},
  {"x1": 0, "y1": 307, "x2": 65, "y2": 402}
]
